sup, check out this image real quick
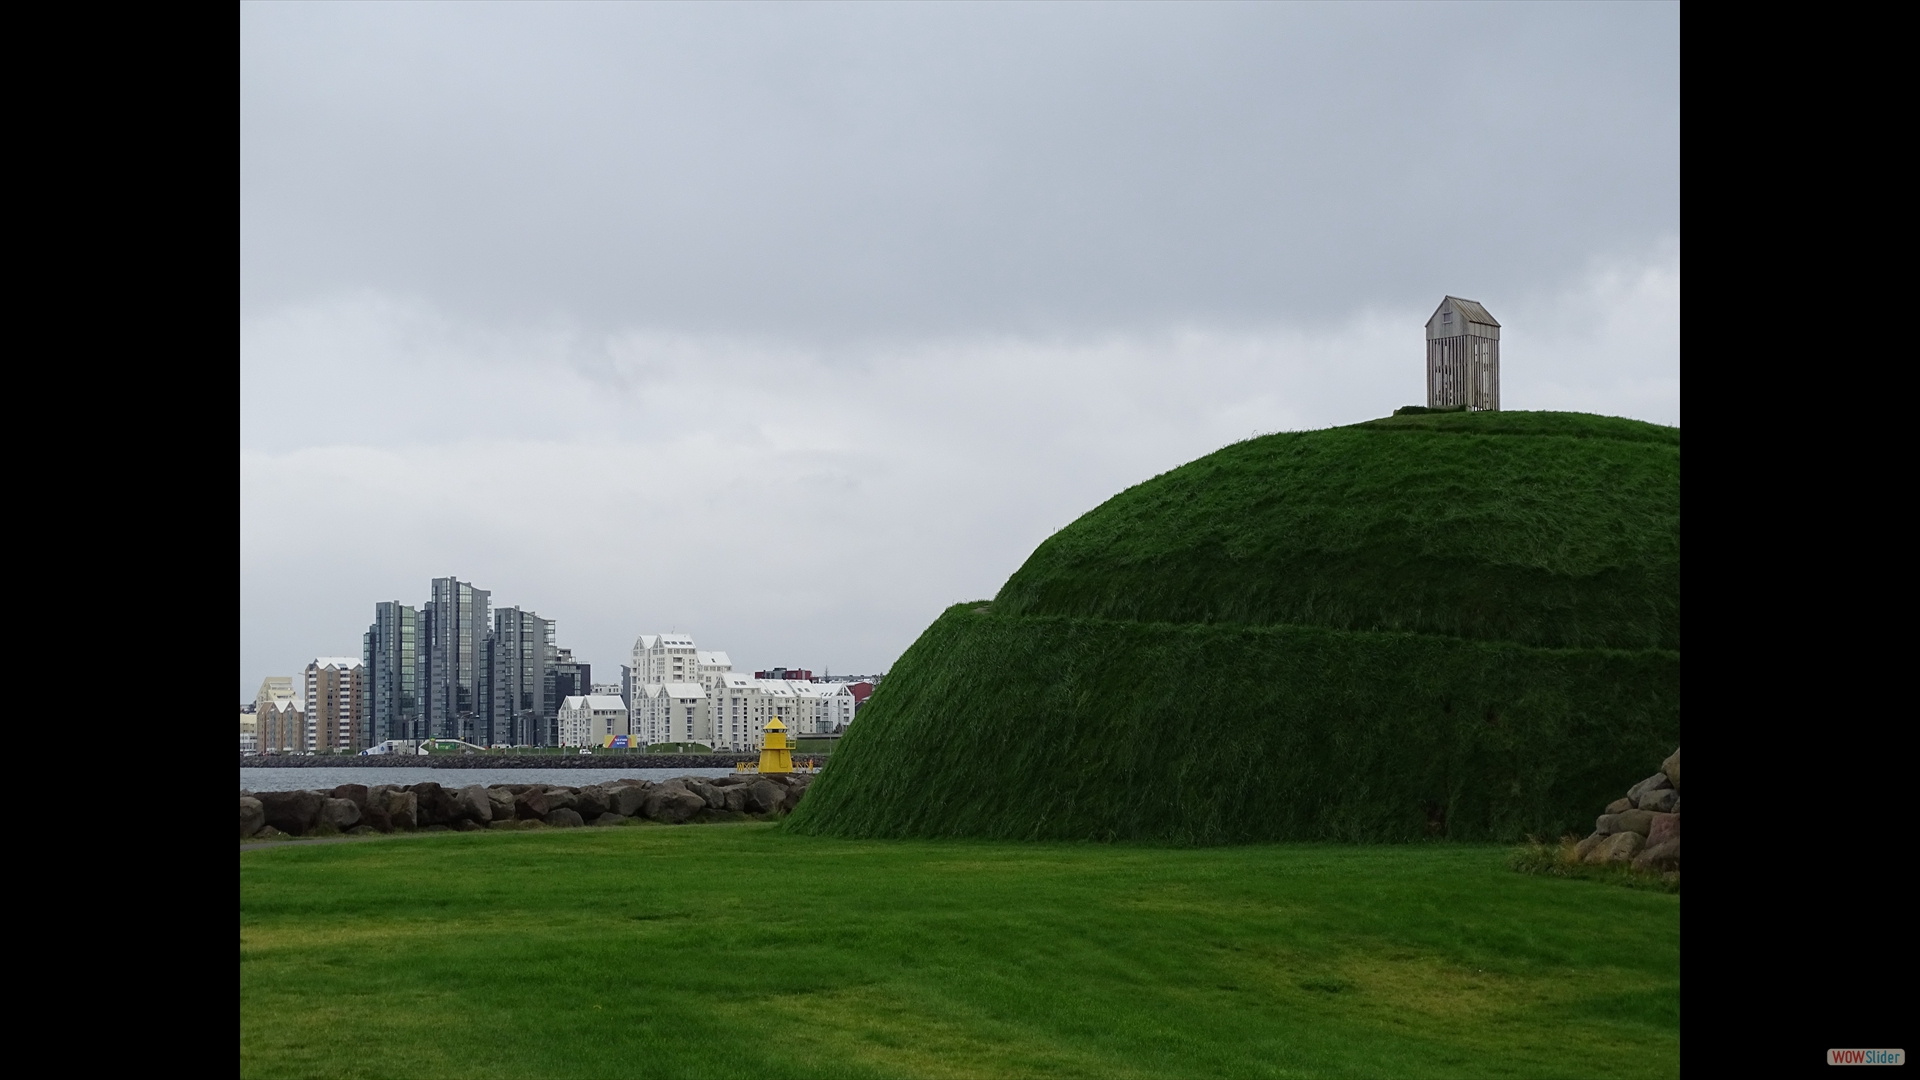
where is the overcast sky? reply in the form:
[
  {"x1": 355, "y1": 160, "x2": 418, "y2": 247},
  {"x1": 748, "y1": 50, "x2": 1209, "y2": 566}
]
[{"x1": 240, "y1": 2, "x2": 1679, "y2": 702}]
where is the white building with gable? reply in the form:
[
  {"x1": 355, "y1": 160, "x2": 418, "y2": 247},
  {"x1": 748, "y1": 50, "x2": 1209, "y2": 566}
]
[{"x1": 558, "y1": 694, "x2": 632, "y2": 747}]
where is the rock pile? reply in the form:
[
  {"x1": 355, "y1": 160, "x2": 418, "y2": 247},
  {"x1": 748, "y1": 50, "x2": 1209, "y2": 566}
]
[
  {"x1": 240, "y1": 773, "x2": 810, "y2": 840},
  {"x1": 1572, "y1": 747, "x2": 1680, "y2": 875}
]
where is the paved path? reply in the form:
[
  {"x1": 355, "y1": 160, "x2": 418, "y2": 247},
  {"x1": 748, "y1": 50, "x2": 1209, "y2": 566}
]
[{"x1": 240, "y1": 831, "x2": 452, "y2": 854}]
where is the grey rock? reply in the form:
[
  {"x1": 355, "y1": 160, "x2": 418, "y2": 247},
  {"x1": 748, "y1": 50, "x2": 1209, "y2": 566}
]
[
  {"x1": 780, "y1": 784, "x2": 806, "y2": 813},
  {"x1": 410, "y1": 782, "x2": 451, "y2": 826},
  {"x1": 455, "y1": 819, "x2": 486, "y2": 832},
  {"x1": 545, "y1": 808, "x2": 585, "y2": 828},
  {"x1": 1636, "y1": 788, "x2": 1679, "y2": 813},
  {"x1": 590, "y1": 812, "x2": 625, "y2": 827},
  {"x1": 575, "y1": 786, "x2": 611, "y2": 818},
  {"x1": 1597, "y1": 810, "x2": 1655, "y2": 836},
  {"x1": 486, "y1": 787, "x2": 516, "y2": 820},
  {"x1": 1661, "y1": 747, "x2": 1680, "y2": 792},
  {"x1": 1646, "y1": 812, "x2": 1680, "y2": 849},
  {"x1": 257, "y1": 790, "x2": 324, "y2": 836},
  {"x1": 240, "y1": 797, "x2": 264, "y2": 838},
  {"x1": 455, "y1": 784, "x2": 492, "y2": 824},
  {"x1": 643, "y1": 789, "x2": 706, "y2": 824},
  {"x1": 253, "y1": 825, "x2": 284, "y2": 840},
  {"x1": 722, "y1": 786, "x2": 749, "y2": 812},
  {"x1": 1626, "y1": 773, "x2": 1672, "y2": 803},
  {"x1": 515, "y1": 788, "x2": 551, "y2": 820},
  {"x1": 543, "y1": 788, "x2": 578, "y2": 812},
  {"x1": 744, "y1": 780, "x2": 784, "y2": 815},
  {"x1": 686, "y1": 780, "x2": 724, "y2": 810},
  {"x1": 330, "y1": 784, "x2": 370, "y2": 810},
  {"x1": 361, "y1": 804, "x2": 394, "y2": 833},
  {"x1": 1573, "y1": 832, "x2": 1606, "y2": 862},
  {"x1": 1599, "y1": 830, "x2": 1644, "y2": 864},
  {"x1": 1633, "y1": 836, "x2": 1680, "y2": 872},
  {"x1": 1605, "y1": 797, "x2": 1633, "y2": 814},
  {"x1": 383, "y1": 790, "x2": 418, "y2": 831},
  {"x1": 607, "y1": 784, "x2": 649, "y2": 817},
  {"x1": 320, "y1": 797, "x2": 362, "y2": 831}
]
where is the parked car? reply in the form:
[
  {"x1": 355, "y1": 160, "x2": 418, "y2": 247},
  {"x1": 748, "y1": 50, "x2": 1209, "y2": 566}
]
[{"x1": 579, "y1": 748, "x2": 593, "y2": 756}]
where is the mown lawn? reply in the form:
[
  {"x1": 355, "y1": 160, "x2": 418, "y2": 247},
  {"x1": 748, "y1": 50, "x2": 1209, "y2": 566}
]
[{"x1": 240, "y1": 825, "x2": 1678, "y2": 1079}]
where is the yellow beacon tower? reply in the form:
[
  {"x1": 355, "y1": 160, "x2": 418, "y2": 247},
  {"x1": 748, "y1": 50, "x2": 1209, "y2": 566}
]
[{"x1": 758, "y1": 718, "x2": 793, "y2": 775}]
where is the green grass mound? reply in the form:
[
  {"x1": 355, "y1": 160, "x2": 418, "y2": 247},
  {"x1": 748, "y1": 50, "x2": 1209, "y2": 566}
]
[{"x1": 790, "y1": 411, "x2": 1679, "y2": 844}]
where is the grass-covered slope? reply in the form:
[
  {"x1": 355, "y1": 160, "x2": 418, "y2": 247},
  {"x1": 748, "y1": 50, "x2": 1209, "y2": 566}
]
[
  {"x1": 998, "y1": 411, "x2": 1678, "y2": 650},
  {"x1": 789, "y1": 411, "x2": 1680, "y2": 844}
]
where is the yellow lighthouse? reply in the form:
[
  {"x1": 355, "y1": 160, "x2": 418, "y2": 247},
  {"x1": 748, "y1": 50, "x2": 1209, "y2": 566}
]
[{"x1": 757, "y1": 718, "x2": 793, "y2": 775}]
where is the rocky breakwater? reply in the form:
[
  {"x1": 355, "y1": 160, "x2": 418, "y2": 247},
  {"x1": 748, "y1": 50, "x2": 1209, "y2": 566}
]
[
  {"x1": 240, "y1": 773, "x2": 810, "y2": 840},
  {"x1": 1572, "y1": 747, "x2": 1680, "y2": 875}
]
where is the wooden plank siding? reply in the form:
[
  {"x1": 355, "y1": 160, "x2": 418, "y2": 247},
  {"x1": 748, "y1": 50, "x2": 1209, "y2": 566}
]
[{"x1": 1425, "y1": 333, "x2": 1500, "y2": 410}]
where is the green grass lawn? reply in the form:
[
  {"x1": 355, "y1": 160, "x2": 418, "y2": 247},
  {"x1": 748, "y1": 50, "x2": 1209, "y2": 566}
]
[{"x1": 240, "y1": 825, "x2": 1678, "y2": 1079}]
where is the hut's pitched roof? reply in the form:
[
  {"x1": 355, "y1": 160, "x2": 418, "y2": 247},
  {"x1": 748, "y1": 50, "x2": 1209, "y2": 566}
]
[{"x1": 1437, "y1": 296, "x2": 1500, "y2": 327}]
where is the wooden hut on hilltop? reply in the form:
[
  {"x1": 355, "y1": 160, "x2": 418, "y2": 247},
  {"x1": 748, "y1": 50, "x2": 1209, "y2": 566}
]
[{"x1": 1426, "y1": 296, "x2": 1500, "y2": 410}]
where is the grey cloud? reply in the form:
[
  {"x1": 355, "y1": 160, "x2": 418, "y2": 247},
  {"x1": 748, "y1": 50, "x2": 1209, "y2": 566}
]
[{"x1": 241, "y1": 2, "x2": 1677, "y2": 339}]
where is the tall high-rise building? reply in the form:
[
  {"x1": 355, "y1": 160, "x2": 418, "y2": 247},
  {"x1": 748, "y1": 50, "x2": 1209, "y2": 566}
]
[
  {"x1": 552, "y1": 647, "x2": 591, "y2": 719},
  {"x1": 305, "y1": 657, "x2": 368, "y2": 752},
  {"x1": 427, "y1": 577, "x2": 490, "y2": 742},
  {"x1": 489, "y1": 607, "x2": 552, "y2": 747},
  {"x1": 366, "y1": 602, "x2": 427, "y2": 743}
]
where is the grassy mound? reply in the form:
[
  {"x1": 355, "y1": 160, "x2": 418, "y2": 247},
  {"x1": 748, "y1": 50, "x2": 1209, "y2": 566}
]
[{"x1": 792, "y1": 411, "x2": 1681, "y2": 844}]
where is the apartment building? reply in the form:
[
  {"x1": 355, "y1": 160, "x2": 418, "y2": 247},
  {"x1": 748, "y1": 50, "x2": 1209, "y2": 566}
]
[
  {"x1": 790, "y1": 681, "x2": 857, "y2": 735},
  {"x1": 557, "y1": 694, "x2": 632, "y2": 747},
  {"x1": 633, "y1": 682, "x2": 710, "y2": 746},
  {"x1": 306, "y1": 657, "x2": 369, "y2": 752},
  {"x1": 489, "y1": 606, "x2": 553, "y2": 747},
  {"x1": 257, "y1": 697, "x2": 308, "y2": 753},
  {"x1": 630, "y1": 634, "x2": 698, "y2": 685},
  {"x1": 366, "y1": 602, "x2": 427, "y2": 743},
  {"x1": 427, "y1": 577, "x2": 491, "y2": 742}
]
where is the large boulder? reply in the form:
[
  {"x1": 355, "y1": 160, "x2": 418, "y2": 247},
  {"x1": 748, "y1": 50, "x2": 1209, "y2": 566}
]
[
  {"x1": 1632, "y1": 836, "x2": 1680, "y2": 872},
  {"x1": 1636, "y1": 788, "x2": 1679, "y2": 813},
  {"x1": 1596, "y1": 809, "x2": 1655, "y2": 836},
  {"x1": 780, "y1": 783, "x2": 807, "y2": 813},
  {"x1": 320, "y1": 797, "x2": 362, "y2": 831},
  {"x1": 590, "y1": 812, "x2": 625, "y2": 828},
  {"x1": 1625, "y1": 773, "x2": 1672, "y2": 803},
  {"x1": 575, "y1": 786, "x2": 611, "y2": 818},
  {"x1": 685, "y1": 780, "x2": 724, "y2": 810},
  {"x1": 330, "y1": 784, "x2": 370, "y2": 811},
  {"x1": 1604, "y1": 797, "x2": 1632, "y2": 814},
  {"x1": 1662, "y1": 747, "x2": 1681, "y2": 791},
  {"x1": 607, "y1": 784, "x2": 650, "y2": 817},
  {"x1": 454, "y1": 785, "x2": 492, "y2": 824},
  {"x1": 1646, "y1": 812, "x2": 1680, "y2": 849},
  {"x1": 1597, "y1": 831, "x2": 1644, "y2": 865},
  {"x1": 383, "y1": 789, "x2": 419, "y2": 831},
  {"x1": 643, "y1": 786, "x2": 706, "y2": 824},
  {"x1": 257, "y1": 790, "x2": 324, "y2": 835},
  {"x1": 515, "y1": 788, "x2": 552, "y2": 820},
  {"x1": 1573, "y1": 831, "x2": 1606, "y2": 862},
  {"x1": 410, "y1": 782, "x2": 453, "y2": 827},
  {"x1": 240, "y1": 797, "x2": 264, "y2": 838},
  {"x1": 722, "y1": 786, "x2": 749, "y2": 813},
  {"x1": 744, "y1": 780, "x2": 785, "y2": 815},
  {"x1": 361, "y1": 803, "x2": 394, "y2": 833},
  {"x1": 486, "y1": 788, "x2": 516, "y2": 820},
  {"x1": 544, "y1": 788, "x2": 579, "y2": 812},
  {"x1": 545, "y1": 808, "x2": 586, "y2": 828}
]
